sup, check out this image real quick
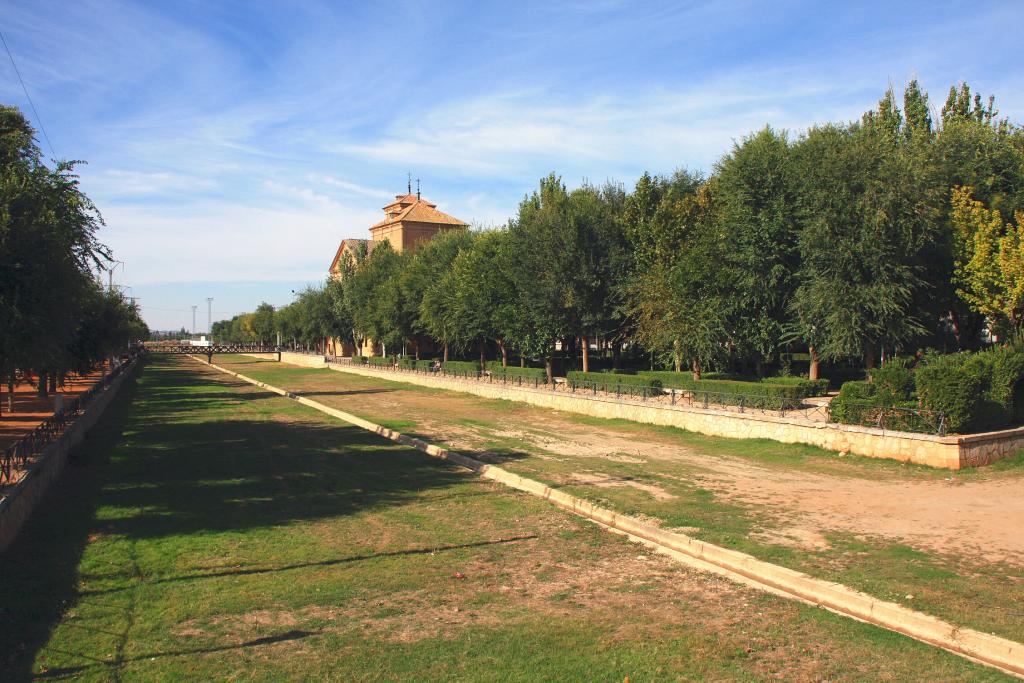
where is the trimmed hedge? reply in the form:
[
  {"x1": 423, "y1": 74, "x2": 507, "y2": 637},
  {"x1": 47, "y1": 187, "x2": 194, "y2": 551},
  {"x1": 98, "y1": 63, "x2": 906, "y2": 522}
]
[
  {"x1": 566, "y1": 371, "x2": 662, "y2": 393},
  {"x1": 990, "y1": 346, "x2": 1024, "y2": 422},
  {"x1": 831, "y1": 348, "x2": 1024, "y2": 434},
  {"x1": 441, "y1": 360, "x2": 480, "y2": 375},
  {"x1": 828, "y1": 381, "x2": 880, "y2": 425},
  {"x1": 485, "y1": 362, "x2": 548, "y2": 383},
  {"x1": 353, "y1": 355, "x2": 368, "y2": 364},
  {"x1": 367, "y1": 355, "x2": 394, "y2": 368},
  {"x1": 915, "y1": 353, "x2": 987, "y2": 433},
  {"x1": 868, "y1": 362, "x2": 915, "y2": 403},
  {"x1": 761, "y1": 376, "x2": 831, "y2": 398},
  {"x1": 396, "y1": 357, "x2": 416, "y2": 370},
  {"x1": 637, "y1": 371, "x2": 803, "y2": 400}
]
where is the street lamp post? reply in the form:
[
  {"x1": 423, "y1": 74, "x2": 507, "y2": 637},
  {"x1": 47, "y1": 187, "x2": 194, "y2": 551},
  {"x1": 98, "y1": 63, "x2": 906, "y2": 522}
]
[{"x1": 107, "y1": 260, "x2": 124, "y2": 292}]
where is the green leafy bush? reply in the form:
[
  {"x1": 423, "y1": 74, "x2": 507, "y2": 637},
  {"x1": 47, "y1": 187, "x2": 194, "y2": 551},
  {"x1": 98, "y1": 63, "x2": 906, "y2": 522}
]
[
  {"x1": 441, "y1": 360, "x2": 480, "y2": 375},
  {"x1": 396, "y1": 357, "x2": 416, "y2": 370},
  {"x1": 485, "y1": 362, "x2": 548, "y2": 383},
  {"x1": 828, "y1": 381, "x2": 878, "y2": 425},
  {"x1": 367, "y1": 355, "x2": 394, "y2": 368},
  {"x1": 989, "y1": 346, "x2": 1024, "y2": 422},
  {"x1": 915, "y1": 354, "x2": 986, "y2": 434},
  {"x1": 868, "y1": 362, "x2": 916, "y2": 403},
  {"x1": 638, "y1": 372, "x2": 803, "y2": 400},
  {"x1": 353, "y1": 355, "x2": 368, "y2": 364},
  {"x1": 566, "y1": 371, "x2": 662, "y2": 393},
  {"x1": 761, "y1": 376, "x2": 831, "y2": 398}
]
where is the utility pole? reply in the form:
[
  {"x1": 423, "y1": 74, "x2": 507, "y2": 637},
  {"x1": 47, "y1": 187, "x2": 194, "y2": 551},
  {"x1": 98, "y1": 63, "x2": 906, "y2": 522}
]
[
  {"x1": 107, "y1": 260, "x2": 123, "y2": 292},
  {"x1": 191, "y1": 305, "x2": 197, "y2": 335},
  {"x1": 206, "y1": 297, "x2": 213, "y2": 336}
]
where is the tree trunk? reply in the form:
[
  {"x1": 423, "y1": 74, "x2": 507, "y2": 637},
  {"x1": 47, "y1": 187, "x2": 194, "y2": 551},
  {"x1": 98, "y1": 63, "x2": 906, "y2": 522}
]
[
  {"x1": 37, "y1": 371, "x2": 47, "y2": 398},
  {"x1": 479, "y1": 338, "x2": 486, "y2": 371},
  {"x1": 864, "y1": 341, "x2": 877, "y2": 369},
  {"x1": 443, "y1": 343, "x2": 449, "y2": 363},
  {"x1": 582, "y1": 334, "x2": 590, "y2": 373},
  {"x1": 414, "y1": 339, "x2": 421, "y2": 361},
  {"x1": 498, "y1": 340, "x2": 508, "y2": 367},
  {"x1": 948, "y1": 309, "x2": 963, "y2": 351},
  {"x1": 612, "y1": 343, "x2": 621, "y2": 370},
  {"x1": 545, "y1": 342, "x2": 555, "y2": 384},
  {"x1": 673, "y1": 339, "x2": 682, "y2": 372},
  {"x1": 691, "y1": 358, "x2": 702, "y2": 381},
  {"x1": 755, "y1": 356, "x2": 765, "y2": 378},
  {"x1": 520, "y1": 355, "x2": 525, "y2": 368},
  {"x1": 808, "y1": 345, "x2": 820, "y2": 381}
]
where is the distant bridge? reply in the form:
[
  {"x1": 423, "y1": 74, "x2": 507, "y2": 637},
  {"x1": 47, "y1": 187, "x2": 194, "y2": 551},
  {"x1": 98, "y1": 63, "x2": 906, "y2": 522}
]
[{"x1": 145, "y1": 344, "x2": 282, "y2": 362}]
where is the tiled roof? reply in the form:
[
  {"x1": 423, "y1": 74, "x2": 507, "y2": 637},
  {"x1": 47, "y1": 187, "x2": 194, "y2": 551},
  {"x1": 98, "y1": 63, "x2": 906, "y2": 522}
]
[
  {"x1": 329, "y1": 238, "x2": 377, "y2": 272},
  {"x1": 371, "y1": 195, "x2": 467, "y2": 231}
]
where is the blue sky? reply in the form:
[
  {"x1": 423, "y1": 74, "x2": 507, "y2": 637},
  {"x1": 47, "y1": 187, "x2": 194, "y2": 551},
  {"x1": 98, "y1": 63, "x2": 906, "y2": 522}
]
[{"x1": 2, "y1": 0, "x2": 1022, "y2": 331}]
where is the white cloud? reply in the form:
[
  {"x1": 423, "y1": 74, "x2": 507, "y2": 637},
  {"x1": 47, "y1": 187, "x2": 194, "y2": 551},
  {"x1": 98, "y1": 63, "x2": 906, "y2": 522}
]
[
  {"x1": 86, "y1": 169, "x2": 217, "y2": 197},
  {"x1": 318, "y1": 175, "x2": 396, "y2": 201},
  {"x1": 327, "y1": 76, "x2": 873, "y2": 181},
  {"x1": 101, "y1": 192, "x2": 380, "y2": 285}
]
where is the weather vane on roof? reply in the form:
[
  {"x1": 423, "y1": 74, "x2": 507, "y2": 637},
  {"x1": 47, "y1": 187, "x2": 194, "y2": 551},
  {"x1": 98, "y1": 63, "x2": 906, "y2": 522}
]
[{"x1": 407, "y1": 172, "x2": 412, "y2": 195}]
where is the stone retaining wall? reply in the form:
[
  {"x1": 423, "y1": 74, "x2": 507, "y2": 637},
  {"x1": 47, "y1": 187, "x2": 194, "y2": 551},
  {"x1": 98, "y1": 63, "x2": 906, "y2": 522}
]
[
  {"x1": 0, "y1": 362, "x2": 136, "y2": 552},
  {"x1": 321, "y1": 362, "x2": 1021, "y2": 470}
]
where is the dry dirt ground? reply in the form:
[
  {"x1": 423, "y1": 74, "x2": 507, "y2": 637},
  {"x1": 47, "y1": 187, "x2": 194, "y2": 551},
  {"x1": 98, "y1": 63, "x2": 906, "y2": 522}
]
[{"x1": 218, "y1": 358, "x2": 1024, "y2": 566}]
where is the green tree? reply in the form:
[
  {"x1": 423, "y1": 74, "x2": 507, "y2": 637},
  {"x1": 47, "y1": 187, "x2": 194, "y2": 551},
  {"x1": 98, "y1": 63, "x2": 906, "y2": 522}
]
[
  {"x1": 251, "y1": 303, "x2": 276, "y2": 344},
  {"x1": 714, "y1": 127, "x2": 799, "y2": 375},
  {"x1": 402, "y1": 228, "x2": 475, "y2": 359}
]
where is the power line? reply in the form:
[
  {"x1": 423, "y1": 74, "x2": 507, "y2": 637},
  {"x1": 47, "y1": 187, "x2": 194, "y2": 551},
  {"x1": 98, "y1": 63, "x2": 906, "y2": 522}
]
[{"x1": 0, "y1": 29, "x2": 56, "y2": 158}]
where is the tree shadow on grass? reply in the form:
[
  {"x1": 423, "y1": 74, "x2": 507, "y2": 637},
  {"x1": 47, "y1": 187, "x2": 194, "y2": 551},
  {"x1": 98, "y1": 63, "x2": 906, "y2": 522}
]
[
  {"x1": 0, "y1": 357, "x2": 483, "y2": 681},
  {"x1": 33, "y1": 629, "x2": 322, "y2": 680}
]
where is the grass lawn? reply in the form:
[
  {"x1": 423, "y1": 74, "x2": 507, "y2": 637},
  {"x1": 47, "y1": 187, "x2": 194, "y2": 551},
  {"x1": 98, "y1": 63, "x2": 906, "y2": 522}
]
[
  {"x1": 208, "y1": 356, "x2": 1024, "y2": 647},
  {"x1": 0, "y1": 355, "x2": 1013, "y2": 681}
]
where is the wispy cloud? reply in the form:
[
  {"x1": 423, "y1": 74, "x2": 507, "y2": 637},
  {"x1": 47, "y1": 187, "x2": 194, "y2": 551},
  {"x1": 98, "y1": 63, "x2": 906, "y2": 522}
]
[{"x1": 1, "y1": 0, "x2": 1020, "y2": 328}]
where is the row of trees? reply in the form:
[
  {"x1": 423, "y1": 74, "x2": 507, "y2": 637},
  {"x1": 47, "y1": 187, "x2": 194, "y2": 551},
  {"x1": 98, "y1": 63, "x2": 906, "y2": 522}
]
[
  {"x1": 0, "y1": 106, "x2": 147, "y2": 410},
  {"x1": 219, "y1": 81, "x2": 1024, "y2": 381}
]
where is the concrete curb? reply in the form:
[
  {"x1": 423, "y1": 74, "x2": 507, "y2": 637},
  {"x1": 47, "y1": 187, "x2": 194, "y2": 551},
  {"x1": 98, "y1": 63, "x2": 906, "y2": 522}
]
[{"x1": 195, "y1": 356, "x2": 1024, "y2": 678}]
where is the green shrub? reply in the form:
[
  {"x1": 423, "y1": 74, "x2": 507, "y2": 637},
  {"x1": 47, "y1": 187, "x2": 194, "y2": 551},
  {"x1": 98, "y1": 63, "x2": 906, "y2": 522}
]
[
  {"x1": 638, "y1": 371, "x2": 802, "y2": 400},
  {"x1": 485, "y1": 362, "x2": 548, "y2": 383},
  {"x1": 353, "y1": 355, "x2": 368, "y2": 364},
  {"x1": 441, "y1": 360, "x2": 480, "y2": 375},
  {"x1": 761, "y1": 376, "x2": 831, "y2": 398},
  {"x1": 367, "y1": 355, "x2": 394, "y2": 368},
  {"x1": 868, "y1": 362, "x2": 915, "y2": 403},
  {"x1": 989, "y1": 346, "x2": 1024, "y2": 422},
  {"x1": 566, "y1": 371, "x2": 662, "y2": 393},
  {"x1": 915, "y1": 353, "x2": 986, "y2": 433},
  {"x1": 396, "y1": 357, "x2": 416, "y2": 370},
  {"x1": 829, "y1": 381, "x2": 877, "y2": 425}
]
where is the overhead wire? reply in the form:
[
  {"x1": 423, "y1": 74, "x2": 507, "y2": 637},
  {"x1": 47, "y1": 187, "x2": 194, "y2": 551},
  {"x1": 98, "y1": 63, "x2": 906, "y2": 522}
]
[{"x1": 0, "y1": 29, "x2": 56, "y2": 158}]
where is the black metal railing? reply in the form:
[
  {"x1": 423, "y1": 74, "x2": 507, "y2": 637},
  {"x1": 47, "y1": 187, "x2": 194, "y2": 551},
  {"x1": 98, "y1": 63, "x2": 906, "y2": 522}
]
[
  {"x1": 828, "y1": 403, "x2": 947, "y2": 436},
  {"x1": 145, "y1": 344, "x2": 282, "y2": 355},
  {"x1": 0, "y1": 357, "x2": 137, "y2": 486}
]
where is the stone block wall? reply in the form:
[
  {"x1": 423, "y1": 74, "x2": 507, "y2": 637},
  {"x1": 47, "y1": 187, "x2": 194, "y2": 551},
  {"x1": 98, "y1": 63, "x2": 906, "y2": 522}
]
[{"x1": 323, "y1": 363, "x2": 1012, "y2": 470}]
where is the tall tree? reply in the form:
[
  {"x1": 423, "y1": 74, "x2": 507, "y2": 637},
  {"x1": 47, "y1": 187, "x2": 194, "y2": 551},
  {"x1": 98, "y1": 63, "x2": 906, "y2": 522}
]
[{"x1": 715, "y1": 127, "x2": 799, "y2": 375}]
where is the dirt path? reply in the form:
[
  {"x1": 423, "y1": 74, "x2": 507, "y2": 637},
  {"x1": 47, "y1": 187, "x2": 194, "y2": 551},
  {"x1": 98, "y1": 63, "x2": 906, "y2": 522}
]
[
  {"x1": 454, "y1": 413, "x2": 1024, "y2": 564},
  {"x1": 218, "y1": 358, "x2": 1024, "y2": 565}
]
